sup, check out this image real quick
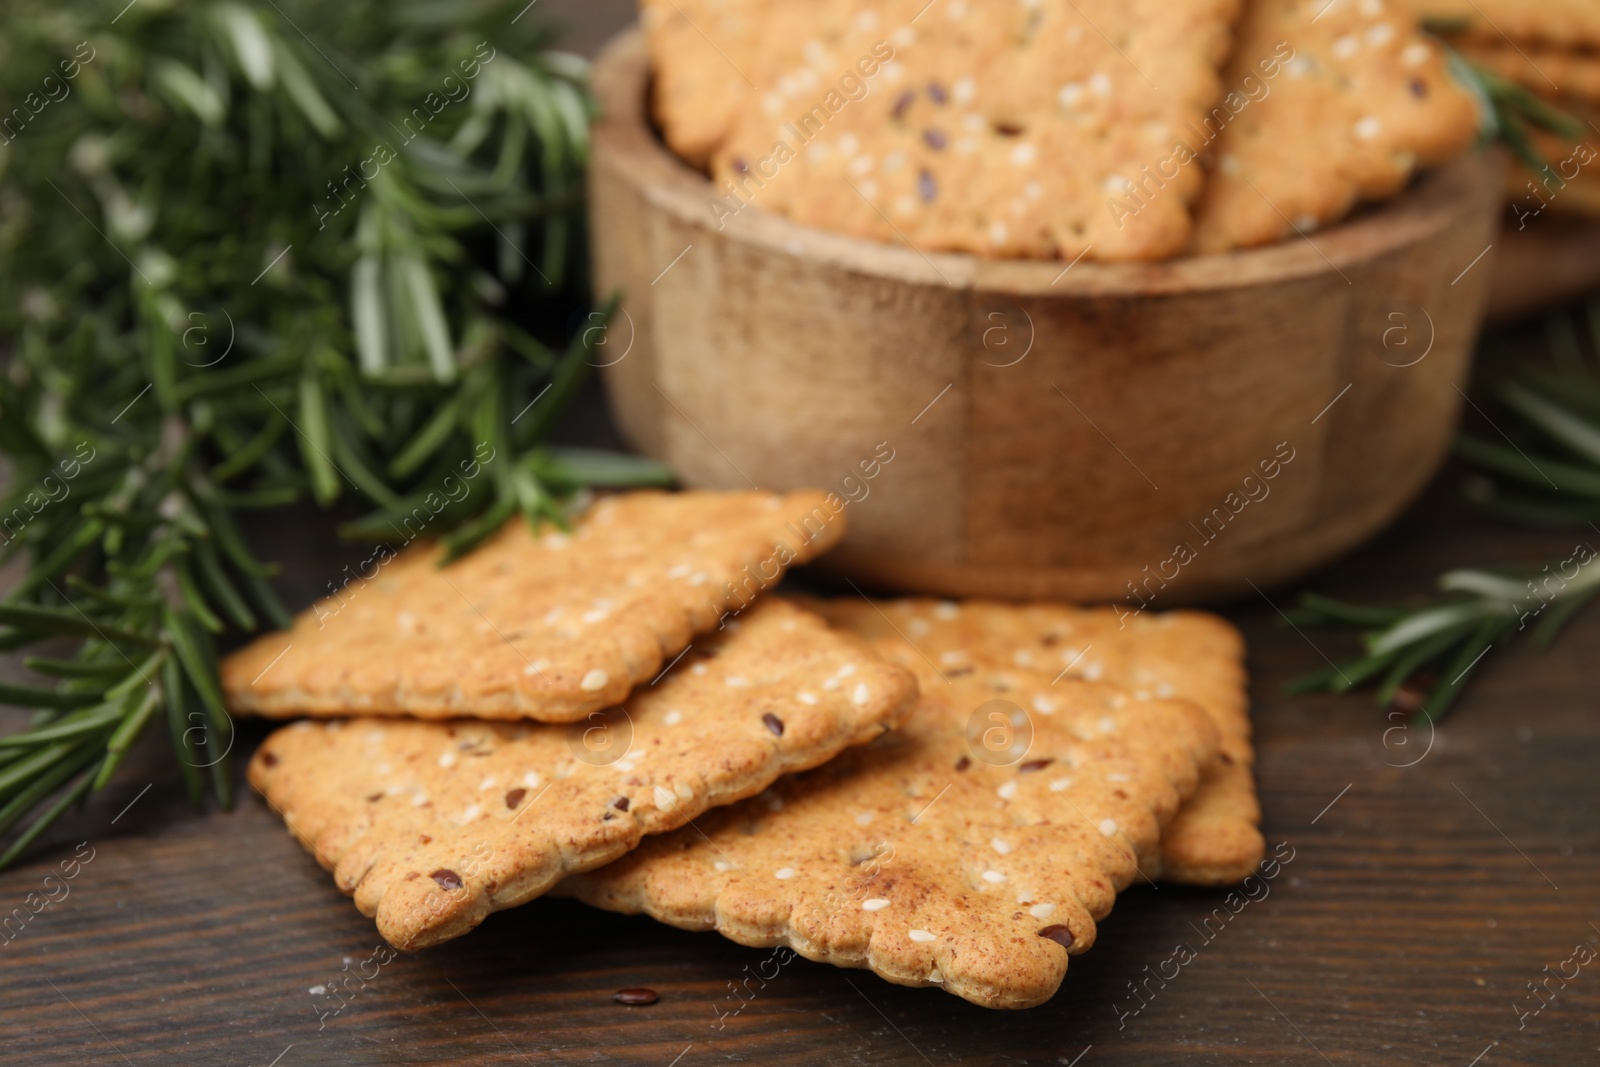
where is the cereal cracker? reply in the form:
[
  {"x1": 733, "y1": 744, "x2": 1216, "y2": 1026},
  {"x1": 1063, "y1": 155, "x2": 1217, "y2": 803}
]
[
  {"x1": 563, "y1": 669, "x2": 1218, "y2": 1008},
  {"x1": 1191, "y1": 0, "x2": 1480, "y2": 251},
  {"x1": 700, "y1": 0, "x2": 1242, "y2": 260},
  {"x1": 640, "y1": 0, "x2": 764, "y2": 168},
  {"x1": 249, "y1": 598, "x2": 918, "y2": 949},
  {"x1": 809, "y1": 597, "x2": 1263, "y2": 884},
  {"x1": 222, "y1": 490, "x2": 845, "y2": 722}
]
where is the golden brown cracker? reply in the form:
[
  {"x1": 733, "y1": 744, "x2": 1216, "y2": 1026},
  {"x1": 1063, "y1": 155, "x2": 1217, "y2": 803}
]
[
  {"x1": 699, "y1": 0, "x2": 1242, "y2": 260},
  {"x1": 807, "y1": 597, "x2": 1263, "y2": 885},
  {"x1": 1191, "y1": 0, "x2": 1481, "y2": 252},
  {"x1": 248, "y1": 599, "x2": 918, "y2": 950},
  {"x1": 640, "y1": 0, "x2": 764, "y2": 168},
  {"x1": 222, "y1": 490, "x2": 845, "y2": 722},
  {"x1": 563, "y1": 668, "x2": 1217, "y2": 1009}
]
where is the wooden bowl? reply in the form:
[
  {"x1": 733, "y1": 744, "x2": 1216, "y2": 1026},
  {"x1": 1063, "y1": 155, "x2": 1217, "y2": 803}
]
[{"x1": 588, "y1": 27, "x2": 1507, "y2": 604}]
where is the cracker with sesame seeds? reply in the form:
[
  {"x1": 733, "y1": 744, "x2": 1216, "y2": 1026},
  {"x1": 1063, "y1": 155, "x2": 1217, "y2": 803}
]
[
  {"x1": 805, "y1": 597, "x2": 1263, "y2": 885},
  {"x1": 696, "y1": 0, "x2": 1241, "y2": 260},
  {"x1": 221, "y1": 490, "x2": 845, "y2": 723},
  {"x1": 639, "y1": 0, "x2": 766, "y2": 169},
  {"x1": 247, "y1": 598, "x2": 918, "y2": 950},
  {"x1": 1190, "y1": 0, "x2": 1481, "y2": 252},
  {"x1": 561, "y1": 667, "x2": 1218, "y2": 1009}
]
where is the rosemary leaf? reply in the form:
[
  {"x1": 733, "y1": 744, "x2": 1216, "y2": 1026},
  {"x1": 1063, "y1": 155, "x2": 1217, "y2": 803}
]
[
  {"x1": 1374, "y1": 625, "x2": 1471, "y2": 707},
  {"x1": 0, "y1": 682, "x2": 109, "y2": 710},
  {"x1": 0, "y1": 764, "x2": 99, "y2": 870},
  {"x1": 0, "y1": 0, "x2": 652, "y2": 867},
  {"x1": 0, "y1": 706, "x2": 126, "y2": 748},
  {"x1": 163, "y1": 656, "x2": 207, "y2": 808},
  {"x1": 0, "y1": 742, "x2": 104, "y2": 841},
  {"x1": 94, "y1": 688, "x2": 162, "y2": 790},
  {"x1": 1419, "y1": 616, "x2": 1508, "y2": 722}
]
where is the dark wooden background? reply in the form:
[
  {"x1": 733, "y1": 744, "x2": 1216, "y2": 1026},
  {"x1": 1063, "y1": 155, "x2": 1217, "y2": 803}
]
[
  {"x1": 6, "y1": 447, "x2": 1599, "y2": 1067},
  {"x1": 5, "y1": 6, "x2": 1600, "y2": 1066}
]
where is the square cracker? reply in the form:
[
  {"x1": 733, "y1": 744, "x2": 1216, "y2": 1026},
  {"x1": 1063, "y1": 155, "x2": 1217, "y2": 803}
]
[
  {"x1": 639, "y1": 0, "x2": 767, "y2": 168},
  {"x1": 222, "y1": 490, "x2": 844, "y2": 722},
  {"x1": 562, "y1": 670, "x2": 1218, "y2": 1009},
  {"x1": 248, "y1": 598, "x2": 918, "y2": 949},
  {"x1": 807, "y1": 597, "x2": 1264, "y2": 885},
  {"x1": 705, "y1": 0, "x2": 1242, "y2": 261},
  {"x1": 1190, "y1": 0, "x2": 1480, "y2": 252}
]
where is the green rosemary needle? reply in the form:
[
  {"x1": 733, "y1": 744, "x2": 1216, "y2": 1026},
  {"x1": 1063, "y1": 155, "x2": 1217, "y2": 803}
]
[
  {"x1": 1289, "y1": 303, "x2": 1600, "y2": 719},
  {"x1": 1286, "y1": 551, "x2": 1600, "y2": 722},
  {"x1": 0, "y1": 0, "x2": 670, "y2": 868}
]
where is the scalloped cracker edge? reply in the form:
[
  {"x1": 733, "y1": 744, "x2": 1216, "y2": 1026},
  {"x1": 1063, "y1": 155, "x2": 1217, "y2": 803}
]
[
  {"x1": 562, "y1": 667, "x2": 1218, "y2": 1008},
  {"x1": 223, "y1": 490, "x2": 847, "y2": 722},
  {"x1": 248, "y1": 598, "x2": 918, "y2": 949}
]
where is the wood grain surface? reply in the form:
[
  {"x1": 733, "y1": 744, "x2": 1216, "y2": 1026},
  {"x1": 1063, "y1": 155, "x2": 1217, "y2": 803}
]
[
  {"x1": 4, "y1": 7, "x2": 1595, "y2": 1064},
  {"x1": 2, "y1": 455, "x2": 1598, "y2": 1067}
]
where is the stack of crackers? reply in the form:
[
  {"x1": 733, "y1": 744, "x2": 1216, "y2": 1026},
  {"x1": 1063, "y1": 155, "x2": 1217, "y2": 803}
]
[
  {"x1": 222, "y1": 491, "x2": 1261, "y2": 1009},
  {"x1": 641, "y1": 0, "x2": 1482, "y2": 258},
  {"x1": 1405, "y1": 0, "x2": 1600, "y2": 224}
]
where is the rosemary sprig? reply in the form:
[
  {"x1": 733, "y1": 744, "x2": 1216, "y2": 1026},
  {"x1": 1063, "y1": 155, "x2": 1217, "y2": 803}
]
[
  {"x1": 1457, "y1": 300, "x2": 1600, "y2": 527},
  {"x1": 1286, "y1": 554, "x2": 1600, "y2": 722},
  {"x1": 0, "y1": 0, "x2": 669, "y2": 866},
  {"x1": 1287, "y1": 304, "x2": 1600, "y2": 720}
]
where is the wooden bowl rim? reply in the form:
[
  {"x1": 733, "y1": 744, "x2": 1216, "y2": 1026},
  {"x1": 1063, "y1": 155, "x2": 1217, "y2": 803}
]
[{"x1": 591, "y1": 25, "x2": 1500, "y2": 298}]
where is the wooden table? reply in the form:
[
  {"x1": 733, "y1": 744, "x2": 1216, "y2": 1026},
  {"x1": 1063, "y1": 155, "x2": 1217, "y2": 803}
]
[{"x1": 3, "y1": 445, "x2": 1597, "y2": 1066}]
